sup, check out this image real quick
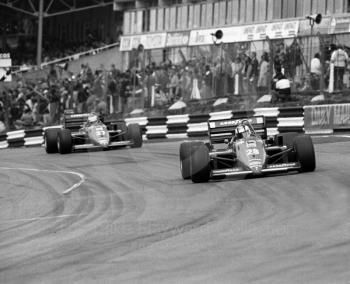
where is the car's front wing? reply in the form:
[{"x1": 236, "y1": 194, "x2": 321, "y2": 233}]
[
  {"x1": 73, "y1": 140, "x2": 133, "y2": 151},
  {"x1": 211, "y1": 162, "x2": 300, "y2": 177}
]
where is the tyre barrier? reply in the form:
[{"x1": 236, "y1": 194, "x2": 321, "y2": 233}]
[{"x1": 0, "y1": 105, "x2": 348, "y2": 149}]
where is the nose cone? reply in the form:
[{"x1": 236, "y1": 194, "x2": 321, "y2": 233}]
[
  {"x1": 249, "y1": 163, "x2": 263, "y2": 175},
  {"x1": 98, "y1": 139, "x2": 109, "y2": 148},
  {"x1": 251, "y1": 166, "x2": 262, "y2": 175}
]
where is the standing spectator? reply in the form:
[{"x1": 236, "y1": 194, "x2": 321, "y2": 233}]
[
  {"x1": 107, "y1": 71, "x2": 118, "y2": 113},
  {"x1": 37, "y1": 92, "x2": 50, "y2": 125},
  {"x1": 250, "y1": 52, "x2": 259, "y2": 96},
  {"x1": 77, "y1": 84, "x2": 89, "y2": 113},
  {"x1": 258, "y1": 52, "x2": 270, "y2": 95},
  {"x1": 167, "y1": 67, "x2": 180, "y2": 103},
  {"x1": 310, "y1": 53, "x2": 322, "y2": 90},
  {"x1": 226, "y1": 57, "x2": 234, "y2": 95},
  {"x1": 110, "y1": 64, "x2": 119, "y2": 78},
  {"x1": 214, "y1": 56, "x2": 225, "y2": 97},
  {"x1": 180, "y1": 67, "x2": 192, "y2": 101},
  {"x1": 190, "y1": 67, "x2": 201, "y2": 100},
  {"x1": 242, "y1": 54, "x2": 253, "y2": 94},
  {"x1": 231, "y1": 56, "x2": 243, "y2": 95},
  {"x1": 155, "y1": 66, "x2": 170, "y2": 104},
  {"x1": 31, "y1": 98, "x2": 41, "y2": 125},
  {"x1": 203, "y1": 65, "x2": 213, "y2": 99},
  {"x1": 144, "y1": 66, "x2": 156, "y2": 109},
  {"x1": 92, "y1": 69, "x2": 105, "y2": 98},
  {"x1": 120, "y1": 72, "x2": 131, "y2": 113},
  {"x1": 331, "y1": 45, "x2": 349, "y2": 91},
  {"x1": 47, "y1": 84, "x2": 60, "y2": 125}
]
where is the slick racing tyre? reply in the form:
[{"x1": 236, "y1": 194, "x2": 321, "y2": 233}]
[
  {"x1": 190, "y1": 142, "x2": 211, "y2": 183},
  {"x1": 57, "y1": 129, "x2": 72, "y2": 154},
  {"x1": 127, "y1": 123, "x2": 142, "y2": 148},
  {"x1": 293, "y1": 135, "x2": 316, "y2": 172},
  {"x1": 44, "y1": 128, "x2": 60, "y2": 153},
  {"x1": 179, "y1": 141, "x2": 202, "y2": 180}
]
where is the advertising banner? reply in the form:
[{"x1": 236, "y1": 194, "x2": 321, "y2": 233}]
[
  {"x1": 166, "y1": 31, "x2": 190, "y2": 47},
  {"x1": 266, "y1": 21, "x2": 299, "y2": 39},
  {"x1": 120, "y1": 33, "x2": 166, "y2": 51},
  {"x1": 188, "y1": 20, "x2": 299, "y2": 46},
  {"x1": 188, "y1": 28, "x2": 219, "y2": 46},
  {"x1": 329, "y1": 16, "x2": 350, "y2": 34},
  {"x1": 304, "y1": 104, "x2": 350, "y2": 131},
  {"x1": 144, "y1": 33, "x2": 167, "y2": 50}
]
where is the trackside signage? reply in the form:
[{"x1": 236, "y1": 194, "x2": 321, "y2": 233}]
[
  {"x1": 209, "y1": 116, "x2": 264, "y2": 128},
  {"x1": 166, "y1": 31, "x2": 190, "y2": 47},
  {"x1": 304, "y1": 104, "x2": 350, "y2": 131},
  {"x1": 189, "y1": 21, "x2": 299, "y2": 46},
  {"x1": 120, "y1": 33, "x2": 167, "y2": 51}
]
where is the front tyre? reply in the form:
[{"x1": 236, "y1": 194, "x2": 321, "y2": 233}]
[
  {"x1": 44, "y1": 128, "x2": 59, "y2": 153},
  {"x1": 57, "y1": 129, "x2": 72, "y2": 154},
  {"x1": 127, "y1": 123, "x2": 143, "y2": 148},
  {"x1": 293, "y1": 135, "x2": 316, "y2": 172},
  {"x1": 179, "y1": 141, "x2": 201, "y2": 179},
  {"x1": 190, "y1": 143, "x2": 211, "y2": 183}
]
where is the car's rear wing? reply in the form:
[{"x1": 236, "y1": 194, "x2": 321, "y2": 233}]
[
  {"x1": 208, "y1": 116, "x2": 267, "y2": 144},
  {"x1": 63, "y1": 112, "x2": 90, "y2": 130}
]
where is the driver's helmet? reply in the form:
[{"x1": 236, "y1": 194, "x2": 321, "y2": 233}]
[
  {"x1": 235, "y1": 124, "x2": 251, "y2": 139},
  {"x1": 88, "y1": 113, "x2": 98, "y2": 124}
]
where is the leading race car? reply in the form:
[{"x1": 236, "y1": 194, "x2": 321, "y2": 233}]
[
  {"x1": 179, "y1": 116, "x2": 316, "y2": 183},
  {"x1": 44, "y1": 111, "x2": 142, "y2": 154}
]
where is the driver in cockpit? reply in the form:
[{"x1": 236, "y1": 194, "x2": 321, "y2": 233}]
[
  {"x1": 84, "y1": 113, "x2": 100, "y2": 127},
  {"x1": 228, "y1": 123, "x2": 252, "y2": 148}
]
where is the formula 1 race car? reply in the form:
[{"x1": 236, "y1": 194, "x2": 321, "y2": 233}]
[
  {"x1": 179, "y1": 116, "x2": 316, "y2": 183},
  {"x1": 44, "y1": 111, "x2": 142, "y2": 154}
]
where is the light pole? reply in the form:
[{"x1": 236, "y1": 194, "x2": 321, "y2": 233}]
[
  {"x1": 211, "y1": 30, "x2": 224, "y2": 97},
  {"x1": 36, "y1": 0, "x2": 44, "y2": 67},
  {"x1": 306, "y1": 14, "x2": 322, "y2": 93}
]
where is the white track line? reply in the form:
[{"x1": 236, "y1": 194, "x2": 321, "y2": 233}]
[
  {"x1": 0, "y1": 167, "x2": 85, "y2": 195},
  {"x1": 1, "y1": 214, "x2": 87, "y2": 223}
]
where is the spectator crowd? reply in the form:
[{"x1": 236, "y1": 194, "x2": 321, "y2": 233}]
[{"x1": 1, "y1": 41, "x2": 350, "y2": 132}]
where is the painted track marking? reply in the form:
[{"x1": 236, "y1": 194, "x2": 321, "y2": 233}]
[
  {"x1": 1, "y1": 214, "x2": 87, "y2": 223},
  {"x1": 0, "y1": 167, "x2": 85, "y2": 195}
]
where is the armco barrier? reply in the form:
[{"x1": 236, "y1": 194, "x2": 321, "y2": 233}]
[{"x1": 2, "y1": 105, "x2": 349, "y2": 149}]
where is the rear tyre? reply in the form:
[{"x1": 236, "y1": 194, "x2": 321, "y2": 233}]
[
  {"x1": 293, "y1": 135, "x2": 316, "y2": 172},
  {"x1": 190, "y1": 142, "x2": 211, "y2": 183},
  {"x1": 127, "y1": 123, "x2": 142, "y2": 148},
  {"x1": 57, "y1": 129, "x2": 72, "y2": 154},
  {"x1": 44, "y1": 128, "x2": 59, "y2": 153},
  {"x1": 179, "y1": 141, "x2": 202, "y2": 179}
]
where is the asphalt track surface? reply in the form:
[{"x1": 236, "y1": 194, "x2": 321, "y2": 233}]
[{"x1": 1, "y1": 136, "x2": 350, "y2": 284}]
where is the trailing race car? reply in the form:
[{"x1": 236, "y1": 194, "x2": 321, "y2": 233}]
[
  {"x1": 44, "y1": 111, "x2": 142, "y2": 154},
  {"x1": 179, "y1": 116, "x2": 316, "y2": 183}
]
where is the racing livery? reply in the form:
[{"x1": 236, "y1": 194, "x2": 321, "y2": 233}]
[
  {"x1": 179, "y1": 116, "x2": 316, "y2": 183},
  {"x1": 44, "y1": 111, "x2": 142, "y2": 154}
]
